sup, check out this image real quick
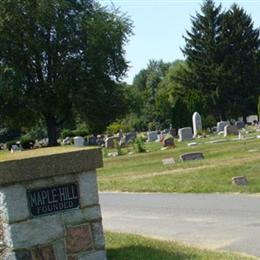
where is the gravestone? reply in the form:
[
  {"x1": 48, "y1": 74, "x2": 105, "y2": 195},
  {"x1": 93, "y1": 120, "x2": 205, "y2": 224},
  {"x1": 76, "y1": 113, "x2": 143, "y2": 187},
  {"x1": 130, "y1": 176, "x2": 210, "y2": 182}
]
[
  {"x1": 178, "y1": 127, "x2": 193, "y2": 142},
  {"x1": 147, "y1": 131, "x2": 158, "y2": 142},
  {"x1": 10, "y1": 144, "x2": 23, "y2": 153},
  {"x1": 88, "y1": 135, "x2": 97, "y2": 146},
  {"x1": 216, "y1": 121, "x2": 229, "y2": 132},
  {"x1": 163, "y1": 134, "x2": 174, "y2": 147},
  {"x1": 180, "y1": 152, "x2": 204, "y2": 161},
  {"x1": 73, "y1": 136, "x2": 85, "y2": 147},
  {"x1": 0, "y1": 148, "x2": 106, "y2": 260},
  {"x1": 117, "y1": 130, "x2": 124, "y2": 142},
  {"x1": 224, "y1": 125, "x2": 239, "y2": 137},
  {"x1": 62, "y1": 137, "x2": 72, "y2": 145},
  {"x1": 105, "y1": 136, "x2": 118, "y2": 148},
  {"x1": 187, "y1": 142, "x2": 197, "y2": 147},
  {"x1": 96, "y1": 135, "x2": 105, "y2": 146},
  {"x1": 162, "y1": 158, "x2": 175, "y2": 165},
  {"x1": 125, "y1": 132, "x2": 136, "y2": 144},
  {"x1": 232, "y1": 176, "x2": 248, "y2": 186},
  {"x1": 192, "y1": 112, "x2": 202, "y2": 137},
  {"x1": 246, "y1": 115, "x2": 258, "y2": 124},
  {"x1": 235, "y1": 121, "x2": 245, "y2": 129}
]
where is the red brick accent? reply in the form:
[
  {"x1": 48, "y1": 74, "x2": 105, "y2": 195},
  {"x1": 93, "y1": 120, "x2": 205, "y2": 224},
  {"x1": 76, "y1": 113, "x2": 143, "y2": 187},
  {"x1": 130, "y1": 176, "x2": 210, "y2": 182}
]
[{"x1": 66, "y1": 224, "x2": 94, "y2": 254}]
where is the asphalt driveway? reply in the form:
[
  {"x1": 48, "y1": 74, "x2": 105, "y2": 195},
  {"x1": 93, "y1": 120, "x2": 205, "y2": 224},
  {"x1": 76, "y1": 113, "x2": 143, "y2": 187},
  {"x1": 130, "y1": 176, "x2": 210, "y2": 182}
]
[{"x1": 100, "y1": 192, "x2": 260, "y2": 258}]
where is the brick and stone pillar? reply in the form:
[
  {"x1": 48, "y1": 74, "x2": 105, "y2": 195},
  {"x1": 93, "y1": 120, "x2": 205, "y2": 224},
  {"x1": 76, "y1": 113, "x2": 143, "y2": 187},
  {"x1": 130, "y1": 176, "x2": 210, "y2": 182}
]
[{"x1": 0, "y1": 148, "x2": 106, "y2": 260}]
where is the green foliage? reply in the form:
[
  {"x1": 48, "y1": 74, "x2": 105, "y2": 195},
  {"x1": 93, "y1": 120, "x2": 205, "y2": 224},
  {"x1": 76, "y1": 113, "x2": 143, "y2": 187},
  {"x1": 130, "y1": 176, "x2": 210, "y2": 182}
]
[
  {"x1": 133, "y1": 137, "x2": 146, "y2": 153},
  {"x1": 114, "y1": 139, "x2": 123, "y2": 156},
  {"x1": 22, "y1": 123, "x2": 47, "y2": 141},
  {"x1": 204, "y1": 115, "x2": 217, "y2": 128},
  {"x1": 106, "y1": 121, "x2": 126, "y2": 135},
  {"x1": 103, "y1": 147, "x2": 108, "y2": 158},
  {"x1": 121, "y1": 114, "x2": 147, "y2": 132},
  {"x1": 106, "y1": 232, "x2": 252, "y2": 260},
  {"x1": 60, "y1": 129, "x2": 89, "y2": 139},
  {"x1": 20, "y1": 137, "x2": 35, "y2": 150},
  {"x1": 0, "y1": 0, "x2": 132, "y2": 146}
]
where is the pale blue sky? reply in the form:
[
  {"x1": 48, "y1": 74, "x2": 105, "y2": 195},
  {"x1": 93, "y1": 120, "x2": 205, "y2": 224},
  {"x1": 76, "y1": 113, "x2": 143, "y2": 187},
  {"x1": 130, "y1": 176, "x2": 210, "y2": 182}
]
[{"x1": 100, "y1": 0, "x2": 260, "y2": 84}]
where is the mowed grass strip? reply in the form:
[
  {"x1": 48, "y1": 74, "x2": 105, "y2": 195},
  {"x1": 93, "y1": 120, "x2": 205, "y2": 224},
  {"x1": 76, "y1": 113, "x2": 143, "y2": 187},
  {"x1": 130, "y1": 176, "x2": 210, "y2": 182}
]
[
  {"x1": 98, "y1": 138, "x2": 260, "y2": 193},
  {"x1": 106, "y1": 231, "x2": 256, "y2": 260}
]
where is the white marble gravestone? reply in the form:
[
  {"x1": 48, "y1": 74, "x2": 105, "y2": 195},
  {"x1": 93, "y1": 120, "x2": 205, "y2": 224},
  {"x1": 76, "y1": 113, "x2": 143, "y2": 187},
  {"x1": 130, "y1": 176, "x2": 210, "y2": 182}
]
[{"x1": 192, "y1": 112, "x2": 202, "y2": 137}]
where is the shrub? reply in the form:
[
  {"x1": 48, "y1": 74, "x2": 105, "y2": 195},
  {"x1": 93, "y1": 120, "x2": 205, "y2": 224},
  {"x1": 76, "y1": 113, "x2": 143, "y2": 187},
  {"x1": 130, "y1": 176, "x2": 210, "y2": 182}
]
[
  {"x1": 60, "y1": 129, "x2": 73, "y2": 139},
  {"x1": 72, "y1": 129, "x2": 89, "y2": 137},
  {"x1": 20, "y1": 137, "x2": 35, "y2": 149},
  {"x1": 60, "y1": 129, "x2": 89, "y2": 139},
  {"x1": 133, "y1": 137, "x2": 146, "y2": 153},
  {"x1": 106, "y1": 121, "x2": 126, "y2": 135},
  {"x1": 204, "y1": 115, "x2": 217, "y2": 128}
]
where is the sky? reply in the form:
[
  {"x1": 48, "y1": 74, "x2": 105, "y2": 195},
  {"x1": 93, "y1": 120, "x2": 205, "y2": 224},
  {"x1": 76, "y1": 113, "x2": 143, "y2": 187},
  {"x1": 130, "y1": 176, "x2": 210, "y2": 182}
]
[{"x1": 99, "y1": 0, "x2": 260, "y2": 84}]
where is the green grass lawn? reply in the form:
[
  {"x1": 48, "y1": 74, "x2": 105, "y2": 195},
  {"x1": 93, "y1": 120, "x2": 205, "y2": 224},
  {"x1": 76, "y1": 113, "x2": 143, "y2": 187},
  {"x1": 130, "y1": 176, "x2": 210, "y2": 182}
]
[
  {"x1": 98, "y1": 134, "x2": 260, "y2": 193},
  {"x1": 106, "y1": 232, "x2": 255, "y2": 260}
]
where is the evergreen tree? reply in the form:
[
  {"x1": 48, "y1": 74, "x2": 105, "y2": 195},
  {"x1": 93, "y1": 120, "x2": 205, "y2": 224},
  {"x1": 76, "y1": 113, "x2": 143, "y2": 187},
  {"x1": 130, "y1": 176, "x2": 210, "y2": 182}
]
[
  {"x1": 219, "y1": 4, "x2": 260, "y2": 119},
  {"x1": 181, "y1": 0, "x2": 224, "y2": 118}
]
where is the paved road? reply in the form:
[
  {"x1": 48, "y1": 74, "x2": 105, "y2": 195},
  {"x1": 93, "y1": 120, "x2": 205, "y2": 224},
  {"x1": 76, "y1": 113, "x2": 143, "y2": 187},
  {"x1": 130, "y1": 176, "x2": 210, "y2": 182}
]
[{"x1": 100, "y1": 192, "x2": 260, "y2": 258}]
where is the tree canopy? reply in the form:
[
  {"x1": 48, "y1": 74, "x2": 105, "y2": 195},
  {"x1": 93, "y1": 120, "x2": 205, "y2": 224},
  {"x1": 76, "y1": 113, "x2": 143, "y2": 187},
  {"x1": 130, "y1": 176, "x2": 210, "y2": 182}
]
[{"x1": 0, "y1": 0, "x2": 132, "y2": 145}]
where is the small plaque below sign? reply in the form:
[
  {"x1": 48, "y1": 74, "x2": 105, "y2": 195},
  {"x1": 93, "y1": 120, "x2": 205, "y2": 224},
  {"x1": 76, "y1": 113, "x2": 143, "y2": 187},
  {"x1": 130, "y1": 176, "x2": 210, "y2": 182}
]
[{"x1": 27, "y1": 183, "x2": 79, "y2": 217}]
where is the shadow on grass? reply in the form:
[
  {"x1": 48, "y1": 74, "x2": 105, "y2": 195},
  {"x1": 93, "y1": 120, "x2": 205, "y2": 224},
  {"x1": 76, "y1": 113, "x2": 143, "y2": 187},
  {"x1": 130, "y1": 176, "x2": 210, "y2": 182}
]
[{"x1": 107, "y1": 245, "x2": 196, "y2": 260}]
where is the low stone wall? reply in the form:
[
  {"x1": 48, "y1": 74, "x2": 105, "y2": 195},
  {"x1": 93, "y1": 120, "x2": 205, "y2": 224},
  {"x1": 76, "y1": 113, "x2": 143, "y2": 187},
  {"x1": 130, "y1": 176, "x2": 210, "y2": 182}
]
[{"x1": 0, "y1": 148, "x2": 105, "y2": 260}]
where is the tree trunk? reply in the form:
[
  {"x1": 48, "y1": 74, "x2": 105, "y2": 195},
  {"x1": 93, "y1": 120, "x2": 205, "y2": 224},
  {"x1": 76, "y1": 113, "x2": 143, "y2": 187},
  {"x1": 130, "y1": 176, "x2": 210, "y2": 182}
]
[{"x1": 46, "y1": 116, "x2": 58, "y2": 146}]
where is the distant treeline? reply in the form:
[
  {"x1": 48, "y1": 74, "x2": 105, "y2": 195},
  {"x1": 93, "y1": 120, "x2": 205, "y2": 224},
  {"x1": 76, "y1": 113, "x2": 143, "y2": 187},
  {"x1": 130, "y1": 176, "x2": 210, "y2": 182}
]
[{"x1": 115, "y1": 0, "x2": 260, "y2": 132}]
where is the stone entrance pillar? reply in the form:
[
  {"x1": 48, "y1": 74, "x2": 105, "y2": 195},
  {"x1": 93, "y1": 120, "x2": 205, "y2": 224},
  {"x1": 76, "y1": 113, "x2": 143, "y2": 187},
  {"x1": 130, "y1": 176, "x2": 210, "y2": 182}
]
[{"x1": 0, "y1": 148, "x2": 106, "y2": 260}]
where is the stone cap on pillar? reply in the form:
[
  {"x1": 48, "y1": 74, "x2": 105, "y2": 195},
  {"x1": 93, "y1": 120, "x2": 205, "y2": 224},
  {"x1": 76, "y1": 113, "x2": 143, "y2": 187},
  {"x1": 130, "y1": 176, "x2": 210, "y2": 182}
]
[{"x1": 0, "y1": 147, "x2": 103, "y2": 186}]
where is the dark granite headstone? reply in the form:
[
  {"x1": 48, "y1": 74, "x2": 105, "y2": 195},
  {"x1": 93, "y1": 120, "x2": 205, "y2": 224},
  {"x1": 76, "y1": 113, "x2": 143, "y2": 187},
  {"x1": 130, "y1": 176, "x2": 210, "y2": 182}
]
[{"x1": 180, "y1": 152, "x2": 204, "y2": 161}]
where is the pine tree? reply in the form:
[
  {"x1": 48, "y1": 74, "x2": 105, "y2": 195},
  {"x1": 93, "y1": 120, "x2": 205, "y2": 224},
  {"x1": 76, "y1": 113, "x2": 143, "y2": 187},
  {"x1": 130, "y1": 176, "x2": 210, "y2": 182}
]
[
  {"x1": 182, "y1": 0, "x2": 224, "y2": 118},
  {"x1": 219, "y1": 4, "x2": 260, "y2": 119}
]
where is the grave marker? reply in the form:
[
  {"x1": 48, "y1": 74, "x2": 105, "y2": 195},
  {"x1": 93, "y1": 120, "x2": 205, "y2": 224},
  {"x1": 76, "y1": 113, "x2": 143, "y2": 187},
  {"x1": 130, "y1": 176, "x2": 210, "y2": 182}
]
[
  {"x1": 73, "y1": 136, "x2": 85, "y2": 147},
  {"x1": 217, "y1": 121, "x2": 229, "y2": 132},
  {"x1": 192, "y1": 112, "x2": 202, "y2": 137},
  {"x1": 178, "y1": 127, "x2": 193, "y2": 142},
  {"x1": 180, "y1": 152, "x2": 204, "y2": 161},
  {"x1": 224, "y1": 125, "x2": 239, "y2": 137},
  {"x1": 147, "y1": 131, "x2": 158, "y2": 142}
]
